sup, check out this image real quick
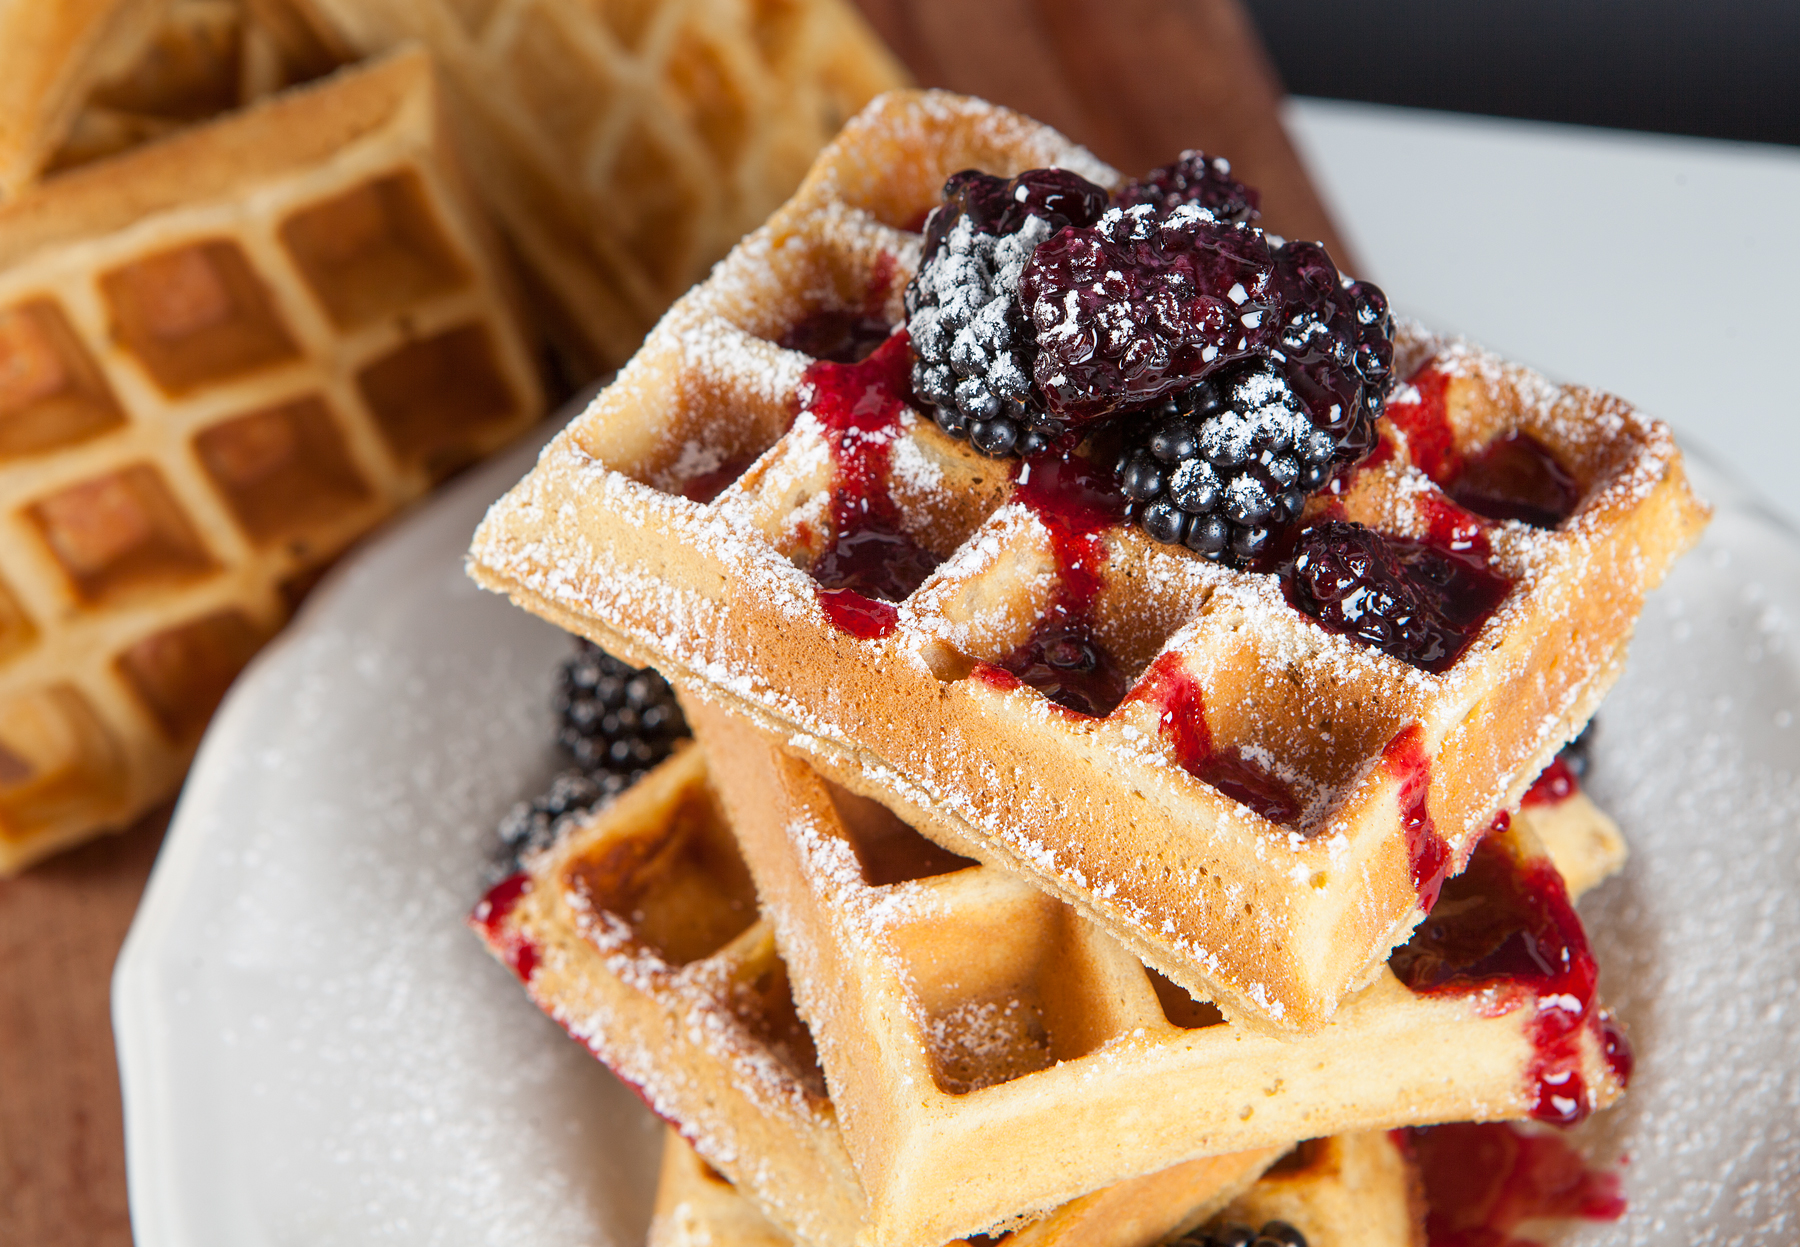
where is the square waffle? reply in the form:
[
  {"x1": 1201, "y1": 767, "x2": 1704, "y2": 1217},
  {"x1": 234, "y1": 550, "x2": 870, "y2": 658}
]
[
  {"x1": 0, "y1": 0, "x2": 347, "y2": 197},
  {"x1": 683, "y1": 698, "x2": 1626, "y2": 1244},
  {"x1": 475, "y1": 712, "x2": 1624, "y2": 1247},
  {"x1": 286, "y1": 0, "x2": 911, "y2": 372},
  {"x1": 467, "y1": 88, "x2": 1707, "y2": 1031},
  {"x1": 472, "y1": 742, "x2": 1285, "y2": 1247},
  {"x1": 0, "y1": 46, "x2": 542, "y2": 871},
  {"x1": 648, "y1": 1126, "x2": 1423, "y2": 1247}
]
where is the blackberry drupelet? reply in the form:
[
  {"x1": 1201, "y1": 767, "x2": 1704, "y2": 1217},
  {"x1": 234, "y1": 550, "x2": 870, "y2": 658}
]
[
  {"x1": 1115, "y1": 150, "x2": 1260, "y2": 223},
  {"x1": 494, "y1": 641, "x2": 691, "y2": 874},
  {"x1": 555, "y1": 639, "x2": 689, "y2": 773},
  {"x1": 905, "y1": 167, "x2": 1109, "y2": 457},
  {"x1": 1280, "y1": 520, "x2": 1511, "y2": 673}
]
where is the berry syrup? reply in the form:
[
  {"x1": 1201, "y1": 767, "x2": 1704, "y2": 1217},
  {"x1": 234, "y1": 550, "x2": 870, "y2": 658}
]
[
  {"x1": 1405, "y1": 1120, "x2": 1626, "y2": 1247},
  {"x1": 973, "y1": 453, "x2": 1130, "y2": 716},
  {"x1": 1390, "y1": 833, "x2": 1628, "y2": 1125},
  {"x1": 1383, "y1": 724, "x2": 1451, "y2": 909},
  {"x1": 1522, "y1": 756, "x2": 1580, "y2": 807},
  {"x1": 1387, "y1": 362, "x2": 1582, "y2": 529},
  {"x1": 1126, "y1": 653, "x2": 1304, "y2": 824},
  {"x1": 801, "y1": 331, "x2": 940, "y2": 639},
  {"x1": 471, "y1": 873, "x2": 541, "y2": 981},
  {"x1": 779, "y1": 252, "x2": 898, "y2": 365}
]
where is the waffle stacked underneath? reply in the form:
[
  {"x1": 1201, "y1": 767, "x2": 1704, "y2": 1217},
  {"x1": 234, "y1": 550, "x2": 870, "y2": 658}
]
[
  {"x1": 647, "y1": 1126, "x2": 1425, "y2": 1247},
  {"x1": 474, "y1": 715, "x2": 1627, "y2": 1247},
  {"x1": 468, "y1": 89, "x2": 1707, "y2": 1031},
  {"x1": 0, "y1": 47, "x2": 540, "y2": 870}
]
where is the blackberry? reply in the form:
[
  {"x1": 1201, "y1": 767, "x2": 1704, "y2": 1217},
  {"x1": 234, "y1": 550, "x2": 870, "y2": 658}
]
[
  {"x1": 1115, "y1": 150, "x2": 1259, "y2": 223},
  {"x1": 905, "y1": 167, "x2": 1109, "y2": 456},
  {"x1": 1115, "y1": 358, "x2": 1334, "y2": 564},
  {"x1": 1174, "y1": 1220, "x2": 1308, "y2": 1247},
  {"x1": 496, "y1": 767, "x2": 628, "y2": 869},
  {"x1": 1280, "y1": 520, "x2": 1511, "y2": 673},
  {"x1": 492, "y1": 642, "x2": 692, "y2": 877},
  {"x1": 555, "y1": 640, "x2": 689, "y2": 774}
]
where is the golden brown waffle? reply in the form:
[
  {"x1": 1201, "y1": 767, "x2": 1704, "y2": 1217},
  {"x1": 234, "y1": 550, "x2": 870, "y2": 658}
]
[
  {"x1": 685, "y1": 699, "x2": 1624, "y2": 1244},
  {"x1": 467, "y1": 88, "x2": 1706, "y2": 1031},
  {"x1": 0, "y1": 0, "x2": 346, "y2": 197},
  {"x1": 286, "y1": 0, "x2": 910, "y2": 373},
  {"x1": 473, "y1": 743, "x2": 1283, "y2": 1247},
  {"x1": 0, "y1": 47, "x2": 542, "y2": 871},
  {"x1": 1214, "y1": 1133, "x2": 1423, "y2": 1247},
  {"x1": 474, "y1": 721, "x2": 1623, "y2": 1247},
  {"x1": 649, "y1": 1127, "x2": 1422, "y2": 1247}
]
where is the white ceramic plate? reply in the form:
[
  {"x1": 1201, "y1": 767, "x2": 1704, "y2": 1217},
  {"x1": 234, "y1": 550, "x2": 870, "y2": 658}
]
[{"x1": 115, "y1": 421, "x2": 1800, "y2": 1246}]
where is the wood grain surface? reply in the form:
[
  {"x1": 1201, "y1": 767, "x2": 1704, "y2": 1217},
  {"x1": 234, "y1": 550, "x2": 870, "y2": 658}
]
[
  {"x1": 850, "y1": 0, "x2": 1354, "y2": 267},
  {"x1": 0, "y1": 806, "x2": 169, "y2": 1247},
  {"x1": 0, "y1": 4, "x2": 1340, "y2": 1243}
]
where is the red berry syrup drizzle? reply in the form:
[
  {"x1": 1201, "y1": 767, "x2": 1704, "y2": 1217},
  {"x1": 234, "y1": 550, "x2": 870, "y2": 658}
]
[
  {"x1": 1386, "y1": 361, "x2": 1582, "y2": 529},
  {"x1": 800, "y1": 331, "x2": 942, "y2": 639},
  {"x1": 1522, "y1": 755, "x2": 1580, "y2": 807},
  {"x1": 971, "y1": 453, "x2": 1131, "y2": 716},
  {"x1": 1390, "y1": 831, "x2": 1630, "y2": 1125},
  {"x1": 1403, "y1": 1120, "x2": 1626, "y2": 1247},
  {"x1": 471, "y1": 873, "x2": 541, "y2": 981},
  {"x1": 1124, "y1": 653, "x2": 1304, "y2": 824},
  {"x1": 1383, "y1": 724, "x2": 1452, "y2": 909},
  {"x1": 778, "y1": 252, "x2": 899, "y2": 365}
]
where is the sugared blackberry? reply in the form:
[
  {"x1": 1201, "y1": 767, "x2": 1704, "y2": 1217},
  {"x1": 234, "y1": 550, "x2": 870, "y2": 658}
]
[
  {"x1": 555, "y1": 640, "x2": 689, "y2": 774},
  {"x1": 1115, "y1": 150, "x2": 1260, "y2": 223},
  {"x1": 1115, "y1": 358, "x2": 1337, "y2": 563},
  {"x1": 1174, "y1": 1219, "x2": 1308, "y2": 1247},
  {"x1": 906, "y1": 167, "x2": 1109, "y2": 456},
  {"x1": 1280, "y1": 520, "x2": 1511, "y2": 674}
]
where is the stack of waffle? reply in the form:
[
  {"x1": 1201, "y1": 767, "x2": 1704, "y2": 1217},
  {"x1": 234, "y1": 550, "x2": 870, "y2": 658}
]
[{"x1": 469, "y1": 91, "x2": 1707, "y2": 1244}]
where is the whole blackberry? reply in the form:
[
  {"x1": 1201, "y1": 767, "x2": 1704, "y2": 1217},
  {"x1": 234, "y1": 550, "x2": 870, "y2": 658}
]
[
  {"x1": 1174, "y1": 1219, "x2": 1308, "y2": 1247},
  {"x1": 1115, "y1": 150, "x2": 1260, "y2": 223},
  {"x1": 555, "y1": 640, "x2": 689, "y2": 774},
  {"x1": 1115, "y1": 358, "x2": 1335, "y2": 563},
  {"x1": 492, "y1": 643, "x2": 691, "y2": 876},
  {"x1": 906, "y1": 167, "x2": 1109, "y2": 457},
  {"x1": 496, "y1": 767, "x2": 629, "y2": 867},
  {"x1": 1280, "y1": 520, "x2": 1511, "y2": 673}
]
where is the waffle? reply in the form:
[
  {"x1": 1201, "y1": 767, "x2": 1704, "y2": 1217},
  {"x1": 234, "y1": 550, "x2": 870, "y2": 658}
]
[
  {"x1": 0, "y1": 0, "x2": 347, "y2": 198},
  {"x1": 683, "y1": 698, "x2": 1624, "y2": 1243},
  {"x1": 474, "y1": 720, "x2": 1623, "y2": 1247},
  {"x1": 473, "y1": 742, "x2": 1285, "y2": 1247},
  {"x1": 285, "y1": 0, "x2": 910, "y2": 374},
  {"x1": 0, "y1": 47, "x2": 542, "y2": 872},
  {"x1": 466, "y1": 88, "x2": 1707, "y2": 1031},
  {"x1": 649, "y1": 1127, "x2": 1422, "y2": 1247}
]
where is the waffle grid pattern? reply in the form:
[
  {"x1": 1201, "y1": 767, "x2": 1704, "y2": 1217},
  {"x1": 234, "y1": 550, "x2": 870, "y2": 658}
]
[
  {"x1": 688, "y1": 700, "x2": 1623, "y2": 1246},
  {"x1": 0, "y1": 48, "x2": 541, "y2": 870},
  {"x1": 469, "y1": 90, "x2": 1707, "y2": 1030},
  {"x1": 478, "y1": 743, "x2": 1284, "y2": 1247},
  {"x1": 290, "y1": 0, "x2": 910, "y2": 370}
]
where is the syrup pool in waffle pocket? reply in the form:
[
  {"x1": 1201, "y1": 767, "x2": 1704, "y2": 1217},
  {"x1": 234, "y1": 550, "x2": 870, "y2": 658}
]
[{"x1": 468, "y1": 89, "x2": 1708, "y2": 1032}]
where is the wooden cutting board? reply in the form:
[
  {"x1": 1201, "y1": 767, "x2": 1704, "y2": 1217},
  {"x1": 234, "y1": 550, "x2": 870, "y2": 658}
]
[{"x1": 0, "y1": 4, "x2": 1345, "y2": 1243}]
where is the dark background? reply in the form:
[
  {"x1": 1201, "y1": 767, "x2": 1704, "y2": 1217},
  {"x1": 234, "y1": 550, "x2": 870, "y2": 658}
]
[{"x1": 1242, "y1": 0, "x2": 1800, "y2": 147}]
